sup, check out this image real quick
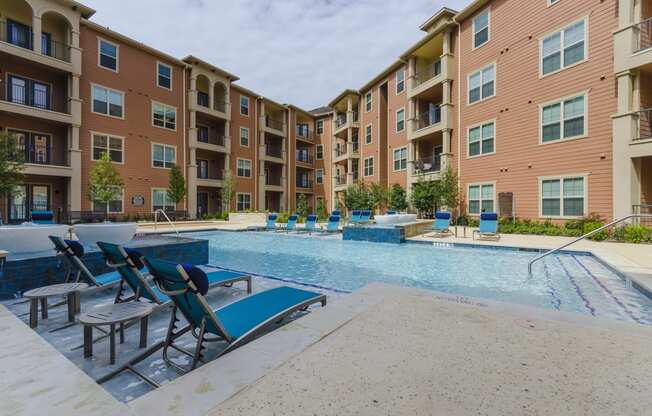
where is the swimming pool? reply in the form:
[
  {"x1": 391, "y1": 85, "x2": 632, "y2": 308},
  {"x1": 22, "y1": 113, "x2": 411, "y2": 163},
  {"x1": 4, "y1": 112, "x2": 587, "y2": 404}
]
[{"x1": 183, "y1": 231, "x2": 652, "y2": 325}]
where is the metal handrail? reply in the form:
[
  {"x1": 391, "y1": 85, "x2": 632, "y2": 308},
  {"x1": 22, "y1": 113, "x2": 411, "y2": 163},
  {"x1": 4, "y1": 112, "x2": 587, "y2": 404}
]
[
  {"x1": 153, "y1": 209, "x2": 180, "y2": 239},
  {"x1": 527, "y1": 214, "x2": 652, "y2": 274}
]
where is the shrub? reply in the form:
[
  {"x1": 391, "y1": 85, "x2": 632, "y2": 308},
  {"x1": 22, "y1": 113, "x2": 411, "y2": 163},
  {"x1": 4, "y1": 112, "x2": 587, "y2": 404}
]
[
  {"x1": 584, "y1": 220, "x2": 608, "y2": 241},
  {"x1": 389, "y1": 184, "x2": 408, "y2": 212},
  {"x1": 624, "y1": 224, "x2": 650, "y2": 244}
]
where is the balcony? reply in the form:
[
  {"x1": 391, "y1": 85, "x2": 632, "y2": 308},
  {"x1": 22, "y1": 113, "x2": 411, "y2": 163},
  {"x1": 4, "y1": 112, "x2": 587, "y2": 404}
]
[
  {"x1": 265, "y1": 175, "x2": 282, "y2": 187},
  {"x1": 197, "y1": 92, "x2": 209, "y2": 107},
  {"x1": 411, "y1": 106, "x2": 444, "y2": 141},
  {"x1": 334, "y1": 175, "x2": 348, "y2": 188},
  {"x1": 636, "y1": 108, "x2": 652, "y2": 141},
  {"x1": 296, "y1": 176, "x2": 313, "y2": 189},
  {"x1": 296, "y1": 149, "x2": 313, "y2": 165},
  {"x1": 635, "y1": 17, "x2": 652, "y2": 53},
  {"x1": 266, "y1": 144, "x2": 283, "y2": 159},
  {"x1": 214, "y1": 100, "x2": 227, "y2": 113},
  {"x1": 0, "y1": 20, "x2": 71, "y2": 63},
  {"x1": 296, "y1": 127, "x2": 313, "y2": 142},
  {"x1": 414, "y1": 60, "x2": 442, "y2": 88},
  {"x1": 411, "y1": 155, "x2": 441, "y2": 177},
  {"x1": 0, "y1": 77, "x2": 72, "y2": 123},
  {"x1": 265, "y1": 117, "x2": 285, "y2": 134}
]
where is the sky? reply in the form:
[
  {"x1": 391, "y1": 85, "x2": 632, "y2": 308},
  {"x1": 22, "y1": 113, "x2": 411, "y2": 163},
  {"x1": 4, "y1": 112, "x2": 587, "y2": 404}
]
[{"x1": 81, "y1": 0, "x2": 472, "y2": 110}]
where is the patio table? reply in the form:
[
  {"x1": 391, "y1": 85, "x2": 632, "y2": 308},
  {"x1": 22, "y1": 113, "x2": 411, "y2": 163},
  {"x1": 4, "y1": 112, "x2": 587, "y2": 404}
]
[{"x1": 23, "y1": 282, "x2": 88, "y2": 329}]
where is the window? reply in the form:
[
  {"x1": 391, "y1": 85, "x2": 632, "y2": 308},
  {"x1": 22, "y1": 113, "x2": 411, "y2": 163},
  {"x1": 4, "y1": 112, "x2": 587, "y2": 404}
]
[
  {"x1": 396, "y1": 70, "x2": 405, "y2": 94},
  {"x1": 316, "y1": 169, "x2": 324, "y2": 184},
  {"x1": 92, "y1": 133, "x2": 123, "y2": 163},
  {"x1": 152, "y1": 188, "x2": 175, "y2": 211},
  {"x1": 473, "y1": 9, "x2": 490, "y2": 48},
  {"x1": 93, "y1": 190, "x2": 123, "y2": 213},
  {"x1": 541, "y1": 93, "x2": 586, "y2": 143},
  {"x1": 237, "y1": 127, "x2": 249, "y2": 147},
  {"x1": 240, "y1": 96, "x2": 249, "y2": 116},
  {"x1": 365, "y1": 92, "x2": 372, "y2": 112},
  {"x1": 7, "y1": 75, "x2": 50, "y2": 110},
  {"x1": 316, "y1": 119, "x2": 324, "y2": 135},
  {"x1": 98, "y1": 38, "x2": 118, "y2": 71},
  {"x1": 364, "y1": 157, "x2": 374, "y2": 177},
  {"x1": 236, "y1": 193, "x2": 251, "y2": 211},
  {"x1": 197, "y1": 124, "x2": 210, "y2": 143},
  {"x1": 541, "y1": 19, "x2": 586, "y2": 76},
  {"x1": 237, "y1": 159, "x2": 252, "y2": 178},
  {"x1": 468, "y1": 64, "x2": 495, "y2": 104},
  {"x1": 468, "y1": 121, "x2": 495, "y2": 157},
  {"x1": 365, "y1": 124, "x2": 372, "y2": 144},
  {"x1": 197, "y1": 159, "x2": 209, "y2": 179},
  {"x1": 92, "y1": 85, "x2": 124, "y2": 118},
  {"x1": 157, "y1": 63, "x2": 172, "y2": 89},
  {"x1": 396, "y1": 108, "x2": 405, "y2": 132},
  {"x1": 468, "y1": 184, "x2": 495, "y2": 214},
  {"x1": 152, "y1": 102, "x2": 176, "y2": 130},
  {"x1": 541, "y1": 176, "x2": 585, "y2": 217},
  {"x1": 393, "y1": 147, "x2": 407, "y2": 171},
  {"x1": 152, "y1": 143, "x2": 176, "y2": 168},
  {"x1": 316, "y1": 145, "x2": 324, "y2": 160}
]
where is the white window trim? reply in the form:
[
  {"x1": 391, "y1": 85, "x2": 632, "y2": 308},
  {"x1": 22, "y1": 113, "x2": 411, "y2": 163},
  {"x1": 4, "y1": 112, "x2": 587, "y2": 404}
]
[
  {"x1": 151, "y1": 100, "x2": 177, "y2": 131},
  {"x1": 236, "y1": 158, "x2": 252, "y2": 178},
  {"x1": 91, "y1": 83, "x2": 125, "y2": 120},
  {"x1": 539, "y1": 16, "x2": 589, "y2": 79},
  {"x1": 393, "y1": 146, "x2": 408, "y2": 172},
  {"x1": 395, "y1": 107, "x2": 406, "y2": 133},
  {"x1": 538, "y1": 90, "x2": 589, "y2": 145},
  {"x1": 240, "y1": 96, "x2": 250, "y2": 117},
  {"x1": 90, "y1": 131, "x2": 125, "y2": 165},
  {"x1": 236, "y1": 192, "x2": 252, "y2": 212},
  {"x1": 466, "y1": 181, "x2": 497, "y2": 216},
  {"x1": 363, "y1": 156, "x2": 374, "y2": 177},
  {"x1": 316, "y1": 144, "x2": 324, "y2": 160},
  {"x1": 365, "y1": 123, "x2": 373, "y2": 145},
  {"x1": 395, "y1": 69, "x2": 406, "y2": 95},
  {"x1": 466, "y1": 119, "x2": 497, "y2": 159},
  {"x1": 151, "y1": 142, "x2": 177, "y2": 169},
  {"x1": 316, "y1": 168, "x2": 324, "y2": 184},
  {"x1": 151, "y1": 187, "x2": 176, "y2": 212},
  {"x1": 316, "y1": 119, "x2": 324, "y2": 135},
  {"x1": 97, "y1": 37, "x2": 119, "y2": 73},
  {"x1": 365, "y1": 91, "x2": 373, "y2": 113},
  {"x1": 467, "y1": 62, "x2": 497, "y2": 106},
  {"x1": 93, "y1": 189, "x2": 124, "y2": 214},
  {"x1": 156, "y1": 61, "x2": 173, "y2": 91},
  {"x1": 472, "y1": 7, "x2": 491, "y2": 50},
  {"x1": 239, "y1": 126, "x2": 249, "y2": 148},
  {"x1": 538, "y1": 174, "x2": 589, "y2": 219}
]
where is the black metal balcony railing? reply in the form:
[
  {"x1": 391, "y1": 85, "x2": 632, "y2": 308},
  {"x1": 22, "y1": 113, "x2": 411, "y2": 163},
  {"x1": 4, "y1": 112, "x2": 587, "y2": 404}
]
[
  {"x1": 0, "y1": 20, "x2": 33, "y2": 51},
  {"x1": 266, "y1": 117, "x2": 285, "y2": 131},
  {"x1": 197, "y1": 171, "x2": 224, "y2": 181},
  {"x1": 415, "y1": 106, "x2": 442, "y2": 130},
  {"x1": 3, "y1": 82, "x2": 68, "y2": 113},
  {"x1": 198, "y1": 133, "x2": 226, "y2": 147},
  {"x1": 352, "y1": 110, "x2": 359, "y2": 122},
  {"x1": 412, "y1": 154, "x2": 442, "y2": 174},
  {"x1": 334, "y1": 144, "x2": 347, "y2": 157},
  {"x1": 214, "y1": 100, "x2": 227, "y2": 113},
  {"x1": 334, "y1": 175, "x2": 347, "y2": 186},
  {"x1": 42, "y1": 38, "x2": 71, "y2": 62},
  {"x1": 296, "y1": 177, "x2": 313, "y2": 188},
  {"x1": 266, "y1": 145, "x2": 283, "y2": 159},
  {"x1": 296, "y1": 128, "x2": 313, "y2": 141},
  {"x1": 414, "y1": 60, "x2": 442, "y2": 87},
  {"x1": 350, "y1": 141, "x2": 359, "y2": 154},
  {"x1": 637, "y1": 108, "x2": 652, "y2": 141},
  {"x1": 265, "y1": 175, "x2": 282, "y2": 186},
  {"x1": 335, "y1": 114, "x2": 347, "y2": 129},
  {"x1": 296, "y1": 149, "x2": 313, "y2": 164},
  {"x1": 19, "y1": 143, "x2": 52, "y2": 165},
  {"x1": 636, "y1": 16, "x2": 652, "y2": 53},
  {"x1": 197, "y1": 91, "x2": 209, "y2": 107}
]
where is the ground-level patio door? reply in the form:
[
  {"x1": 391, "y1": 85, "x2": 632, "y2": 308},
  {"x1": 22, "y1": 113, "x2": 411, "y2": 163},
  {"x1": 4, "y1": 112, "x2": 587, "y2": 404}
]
[
  {"x1": 197, "y1": 192, "x2": 209, "y2": 218},
  {"x1": 8, "y1": 184, "x2": 50, "y2": 223}
]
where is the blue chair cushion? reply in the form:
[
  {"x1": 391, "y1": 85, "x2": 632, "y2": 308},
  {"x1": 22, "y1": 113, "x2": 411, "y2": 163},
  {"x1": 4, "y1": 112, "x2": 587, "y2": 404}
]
[
  {"x1": 480, "y1": 213, "x2": 498, "y2": 221},
  {"x1": 124, "y1": 248, "x2": 145, "y2": 270},
  {"x1": 268, "y1": 214, "x2": 278, "y2": 220},
  {"x1": 288, "y1": 215, "x2": 298, "y2": 221},
  {"x1": 32, "y1": 211, "x2": 54, "y2": 221},
  {"x1": 332, "y1": 210, "x2": 341, "y2": 217},
  {"x1": 435, "y1": 211, "x2": 451, "y2": 220},
  {"x1": 64, "y1": 240, "x2": 84, "y2": 258},
  {"x1": 182, "y1": 264, "x2": 209, "y2": 295},
  {"x1": 329, "y1": 215, "x2": 340, "y2": 223},
  {"x1": 307, "y1": 215, "x2": 317, "y2": 222},
  {"x1": 386, "y1": 211, "x2": 397, "y2": 215}
]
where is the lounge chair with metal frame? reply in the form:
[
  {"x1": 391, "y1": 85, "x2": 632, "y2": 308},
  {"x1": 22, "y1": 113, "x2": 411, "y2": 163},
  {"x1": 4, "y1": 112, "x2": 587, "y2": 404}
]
[
  {"x1": 321, "y1": 215, "x2": 341, "y2": 233},
  {"x1": 265, "y1": 213, "x2": 279, "y2": 231},
  {"x1": 143, "y1": 257, "x2": 327, "y2": 373},
  {"x1": 359, "y1": 210, "x2": 372, "y2": 225},
  {"x1": 348, "y1": 210, "x2": 361, "y2": 225},
  {"x1": 278, "y1": 214, "x2": 298, "y2": 233},
  {"x1": 428, "y1": 211, "x2": 453, "y2": 238},
  {"x1": 301, "y1": 214, "x2": 318, "y2": 234},
  {"x1": 473, "y1": 212, "x2": 500, "y2": 241}
]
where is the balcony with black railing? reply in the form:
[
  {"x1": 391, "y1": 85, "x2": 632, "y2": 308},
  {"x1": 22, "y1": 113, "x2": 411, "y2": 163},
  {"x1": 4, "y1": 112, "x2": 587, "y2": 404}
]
[
  {"x1": 414, "y1": 106, "x2": 442, "y2": 131},
  {"x1": 296, "y1": 148, "x2": 313, "y2": 164},
  {"x1": 197, "y1": 130, "x2": 226, "y2": 147},
  {"x1": 296, "y1": 175, "x2": 313, "y2": 189},
  {"x1": 1, "y1": 78, "x2": 69, "y2": 114},
  {"x1": 266, "y1": 116, "x2": 285, "y2": 132},
  {"x1": 636, "y1": 108, "x2": 652, "y2": 141},
  {"x1": 213, "y1": 100, "x2": 227, "y2": 113},
  {"x1": 334, "y1": 175, "x2": 347, "y2": 187},
  {"x1": 197, "y1": 91, "x2": 210, "y2": 108},
  {"x1": 412, "y1": 154, "x2": 442, "y2": 175},
  {"x1": 0, "y1": 21, "x2": 71, "y2": 63},
  {"x1": 335, "y1": 113, "x2": 347, "y2": 129},
  {"x1": 414, "y1": 60, "x2": 442, "y2": 87},
  {"x1": 296, "y1": 127, "x2": 313, "y2": 141},
  {"x1": 265, "y1": 174, "x2": 282, "y2": 186},
  {"x1": 635, "y1": 16, "x2": 652, "y2": 53},
  {"x1": 266, "y1": 144, "x2": 283, "y2": 159}
]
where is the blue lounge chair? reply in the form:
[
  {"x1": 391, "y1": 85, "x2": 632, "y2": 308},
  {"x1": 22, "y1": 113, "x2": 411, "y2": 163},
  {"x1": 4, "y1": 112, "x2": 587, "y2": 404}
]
[
  {"x1": 32, "y1": 210, "x2": 55, "y2": 224},
  {"x1": 266, "y1": 213, "x2": 278, "y2": 231},
  {"x1": 332, "y1": 210, "x2": 341, "y2": 217},
  {"x1": 473, "y1": 212, "x2": 500, "y2": 240},
  {"x1": 302, "y1": 214, "x2": 318, "y2": 233},
  {"x1": 359, "y1": 210, "x2": 372, "y2": 225},
  {"x1": 429, "y1": 211, "x2": 452, "y2": 237},
  {"x1": 322, "y1": 215, "x2": 341, "y2": 233},
  {"x1": 348, "y1": 210, "x2": 361, "y2": 225},
  {"x1": 386, "y1": 211, "x2": 397, "y2": 215},
  {"x1": 279, "y1": 214, "x2": 298, "y2": 232},
  {"x1": 97, "y1": 242, "x2": 252, "y2": 306},
  {"x1": 144, "y1": 257, "x2": 327, "y2": 372}
]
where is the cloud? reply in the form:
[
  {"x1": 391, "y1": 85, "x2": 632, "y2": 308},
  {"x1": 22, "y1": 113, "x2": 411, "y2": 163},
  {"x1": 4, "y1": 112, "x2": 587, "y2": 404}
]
[{"x1": 82, "y1": 0, "x2": 472, "y2": 109}]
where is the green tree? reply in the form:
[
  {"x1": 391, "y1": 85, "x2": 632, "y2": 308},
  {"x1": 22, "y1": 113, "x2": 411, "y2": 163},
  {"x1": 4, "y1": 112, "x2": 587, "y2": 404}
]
[
  {"x1": 410, "y1": 180, "x2": 438, "y2": 217},
  {"x1": 167, "y1": 165, "x2": 186, "y2": 207},
  {"x1": 389, "y1": 183, "x2": 408, "y2": 212},
  {"x1": 435, "y1": 167, "x2": 460, "y2": 212},
  {"x1": 88, "y1": 152, "x2": 124, "y2": 219},
  {"x1": 344, "y1": 181, "x2": 373, "y2": 211},
  {"x1": 316, "y1": 197, "x2": 328, "y2": 220},
  {"x1": 296, "y1": 193, "x2": 309, "y2": 218},
  {"x1": 221, "y1": 169, "x2": 236, "y2": 212},
  {"x1": 369, "y1": 182, "x2": 389, "y2": 213},
  {"x1": 0, "y1": 132, "x2": 25, "y2": 219}
]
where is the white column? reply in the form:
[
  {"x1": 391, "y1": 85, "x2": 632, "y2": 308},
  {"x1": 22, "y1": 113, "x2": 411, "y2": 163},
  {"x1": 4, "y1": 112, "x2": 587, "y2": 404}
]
[
  {"x1": 32, "y1": 15, "x2": 42, "y2": 54},
  {"x1": 613, "y1": 70, "x2": 639, "y2": 219},
  {"x1": 68, "y1": 125, "x2": 82, "y2": 212}
]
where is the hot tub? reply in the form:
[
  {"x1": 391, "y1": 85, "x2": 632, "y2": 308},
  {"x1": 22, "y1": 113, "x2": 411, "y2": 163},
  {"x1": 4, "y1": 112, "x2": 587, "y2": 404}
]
[
  {"x1": 374, "y1": 213, "x2": 418, "y2": 225},
  {"x1": 0, "y1": 223, "x2": 69, "y2": 254},
  {"x1": 74, "y1": 222, "x2": 137, "y2": 247}
]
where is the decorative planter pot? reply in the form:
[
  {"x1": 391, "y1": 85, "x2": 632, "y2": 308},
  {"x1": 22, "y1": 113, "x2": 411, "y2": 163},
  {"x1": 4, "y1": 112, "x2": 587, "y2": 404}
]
[
  {"x1": 74, "y1": 222, "x2": 137, "y2": 247},
  {"x1": 0, "y1": 224, "x2": 69, "y2": 254}
]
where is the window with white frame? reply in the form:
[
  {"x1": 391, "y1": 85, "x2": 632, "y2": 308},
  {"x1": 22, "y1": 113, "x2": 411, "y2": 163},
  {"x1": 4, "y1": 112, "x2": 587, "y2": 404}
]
[
  {"x1": 541, "y1": 93, "x2": 585, "y2": 143},
  {"x1": 316, "y1": 145, "x2": 324, "y2": 160},
  {"x1": 473, "y1": 9, "x2": 490, "y2": 48},
  {"x1": 152, "y1": 143, "x2": 176, "y2": 168},
  {"x1": 396, "y1": 70, "x2": 405, "y2": 94},
  {"x1": 240, "y1": 127, "x2": 249, "y2": 147},
  {"x1": 393, "y1": 147, "x2": 407, "y2": 171},
  {"x1": 316, "y1": 169, "x2": 324, "y2": 184},
  {"x1": 98, "y1": 38, "x2": 118, "y2": 71},
  {"x1": 92, "y1": 85, "x2": 124, "y2": 118},
  {"x1": 468, "y1": 183, "x2": 495, "y2": 214},
  {"x1": 92, "y1": 133, "x2": 123, "y2": 163},
  {"x1": 157, "y1": 63, "x2": 172, "y2": 89},
  {"x1": 541, "y1": 19, "x2": 586, "y2": 76},
  {"x1": 93, "y1": 189, "x2": 123, "y2": 213},
  {"x1": 316, "y1": 119, "x2": 324, "y2": 135},
  {"x1": 365, "y1": 124, "x2": 372, "y2": 144},
  {"x1": 468, "y1": 64, "x2": 495, "y2": 104},
  {"x1": 236, "y1": 193, "x2": 251, "y2": 211},
  {"x1": 236, "y1": 159, "x2": 252, "y2": 177},
  {"x1": 396, "y1": 108, "x2": 405, "y2": 132},
  {"x1": 152, "y1": 188, "x2": 175, "y2": 211},
  {"x1": 364, "y1": 157, "x2": 374, "y2": 177},
  {"x1": 365, "y1": 92, "x2": 372, "y2": 112},
  {"x1": 468, "y1": 121, "x2": 495, "y2": 157},
  {"x1": 541, "y1": 176, "x2": 585, "y2": 217},
  {"x1": 240, "y1": 96, "x2": 249, "y2": 116},
  {"x1": 152, "y1": 102, "x2": 176, "y2": 130}
]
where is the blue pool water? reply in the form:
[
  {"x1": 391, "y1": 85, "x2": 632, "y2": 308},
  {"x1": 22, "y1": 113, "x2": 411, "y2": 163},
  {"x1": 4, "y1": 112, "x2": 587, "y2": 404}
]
[{"x1": 183, "y1": 231, "x2": 652, "y2": 325}]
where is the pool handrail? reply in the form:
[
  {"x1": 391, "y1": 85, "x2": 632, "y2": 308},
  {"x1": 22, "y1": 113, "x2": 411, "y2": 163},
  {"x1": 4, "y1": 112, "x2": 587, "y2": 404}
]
[{"x1": 154, "y1": 209, "x2": 180, "y2": 239}]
